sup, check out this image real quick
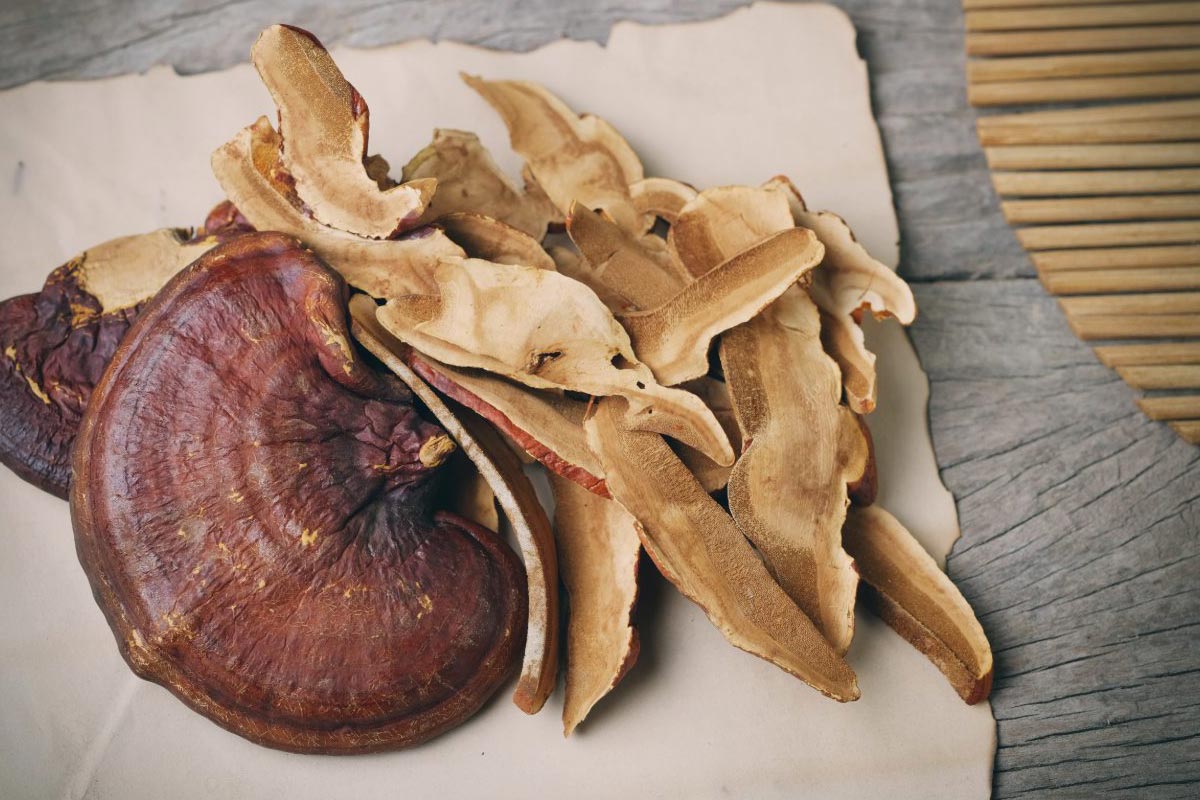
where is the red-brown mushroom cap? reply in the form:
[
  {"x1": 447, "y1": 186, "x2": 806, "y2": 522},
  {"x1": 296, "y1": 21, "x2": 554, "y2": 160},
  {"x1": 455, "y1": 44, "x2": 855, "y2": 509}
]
[{"x1": 71, "y1": 231, "x2": 526, "y2": 753}]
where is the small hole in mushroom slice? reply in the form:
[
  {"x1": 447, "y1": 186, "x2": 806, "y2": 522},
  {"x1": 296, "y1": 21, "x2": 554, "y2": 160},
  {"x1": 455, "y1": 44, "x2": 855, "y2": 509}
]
[
  {"x1": 374, "y1": 256, "x2": 734, "y2": 467},
  {"x1": 212, "y1": 117, "x2": 465, "y2": 297},
  {"x1": 462, "y1": 75, "x2": 644, "y2": 233},
  {"x1": 437, "y1": 212, "x2": 556, "y2": 270},
  {"x1": 350, "y1": 295, "x2": 560, "y2": 716},
  {"x1": 583, "y1": 396, "x2": 859, "y2": 702},
  {"x1": 251, "y1": 25, "x2": 434, "y2": 238},
  {"x1": 843, "y1": 506, "x2": 993, "y2": 705},
  {"x1": 618, "y1": 227, "x2": 825, "y2": 386},
  {"x1": 766, "y1": 175, "x2": 917, "y2": 415},
  {"x1": 402, "y1": 129, "x2": 562, "y2": 239},
  {"x1": 550, "y1": 473, "x2": 641, "y2": 736},
  {"x1": 1, "y1": 228, "x2": 217, "y2": 498},
  {"x1": 71, "y1": 233, "x2": 527, "y2": 753}
]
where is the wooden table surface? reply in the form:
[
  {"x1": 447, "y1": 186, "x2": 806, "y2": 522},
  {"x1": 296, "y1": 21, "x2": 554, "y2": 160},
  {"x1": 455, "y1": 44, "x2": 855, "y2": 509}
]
[{"x1": 2, "y1": 1, "x2": 1197, "y2": 797}]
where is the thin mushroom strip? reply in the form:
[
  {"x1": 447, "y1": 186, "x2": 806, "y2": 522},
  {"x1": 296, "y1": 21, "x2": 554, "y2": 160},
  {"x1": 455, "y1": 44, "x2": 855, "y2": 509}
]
[
  {"x1": 350, "y1": 295, "x2": 560, "y2": 715},
  {"x1": 843, "y1": 506, "x2": 993, "y2": 704},
  {"x1": 550, "y1": 474, "x2": 641, "y2": 736},
  {"x1": 584, "y1": 397, "x2": 859, "y2": 702},
  {"x1": 252, "y1": 25, "x2": 434, "y2": 238}
]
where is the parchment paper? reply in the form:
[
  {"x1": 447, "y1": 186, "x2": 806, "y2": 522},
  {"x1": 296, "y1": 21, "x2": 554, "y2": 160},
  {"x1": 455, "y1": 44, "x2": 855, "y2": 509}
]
[{"x1": 0, "y1": 4, "x2": 995, "y2": 798}]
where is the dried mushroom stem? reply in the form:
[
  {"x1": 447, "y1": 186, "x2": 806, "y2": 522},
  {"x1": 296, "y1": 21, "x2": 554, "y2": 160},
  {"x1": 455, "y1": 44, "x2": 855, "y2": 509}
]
[
  {"x1": 619, "y1": 227, "x2": 825, "y2": 386},
  {"x1": 252, "y1": 25, "x2": 434, "y2": 238},
  {"x1": 843, "y1": 506, "x2": 993, "y2": 704},
  {"x1": 374, "y1": 257, "x2": 734, "y2": 466},
  {"x1": 463, "y1": 75, "x2": 645, "y2": 232},
  {"x1": 212, "y1": 118, "x2": 465, "y2": 297},
  {"x1": 550, "y1": 474, "x2": 641, "y2": 736},
  {"x1": 584, "y1": 397, "x2": 859, "y2": 702},
  {"x1": 402, "y1": 128, "x2": 561, "y2": 239},
  {"x1": 768, "y1": 175, "x2": 916, "y2": 414},
  {"x1": 351, "y1": 294, "x2": 560, "y2": 715}
]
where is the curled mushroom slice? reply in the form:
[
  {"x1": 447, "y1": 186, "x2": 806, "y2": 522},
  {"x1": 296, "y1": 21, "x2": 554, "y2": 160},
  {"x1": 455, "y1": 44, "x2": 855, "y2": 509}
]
[
  {"x1": 629, "y1": 177, "x2": 697, "y2": 226},
  {"x1": 722, "y1": 288, "x2": 868, "y2": 655},
  {"x1": 212, "y1": 117, "x2": 464, "y2": 297},
  {"x1": 768, "y1": 176, "x2": 916, "y2": 414},
  {"x1": 252, "y1": 25, "x2": 434, "y2": 238},
  {"x1": 843, "y1": 506, "x2": 993, "y2": 704},
  {"x1": 566, "y1": 203, "x2": 689, "y2": 312},
  {"x1": 463, "y1": 75, "x2": 643, "y2": 232},
  {"x1": 402, "y1": 129, "x2": 561, "y2": 239},
  {"x1": 438, "y1": 212, "x2": 555, "y2": 270},
  {"x1": 618, "y1": 227, "x2": 825, "y2": 386},
  {"x1": 1, "y1": 229, "x2": 216, "y2": 498},
  {"x1": 72, "y1": 233, "x2": 526, "y2": 752},
  {"x1": 550, "y1": 474, "x2": 641, "y2": 736},
  {"x1": 408, "y1": 353, "x2": 606, "y2": 496},
  {"x1": 584, "y1": 397, "x2": 858, "y2": 702},
  {"x1": 350, "y1": 294, "x2": 560, "y2": 715},
  {"x1": 375, "y1": 257, "x2": 734, "y2": 467},
  {"x1": 674, "y1": 377, "x2": 741, "y2": 493},
  {"x1": 669, "y1": 184, "x2": 794, "y2": 278}
]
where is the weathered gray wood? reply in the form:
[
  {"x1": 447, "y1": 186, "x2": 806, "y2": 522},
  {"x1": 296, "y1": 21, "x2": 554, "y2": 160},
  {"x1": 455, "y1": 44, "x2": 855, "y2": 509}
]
[{"x1": 1, "y1": 1, "x2": 1197, "y2": 797}]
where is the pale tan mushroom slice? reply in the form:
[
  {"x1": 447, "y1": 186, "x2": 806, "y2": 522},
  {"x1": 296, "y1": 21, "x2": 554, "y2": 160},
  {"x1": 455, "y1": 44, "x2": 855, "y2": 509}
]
[
  {"x1": 437, "y1": 212, "x2": 555, "y2": 270},
  {"x1": 407, "y1": 353, "x2": 607, "y2": 496},
  {"x1": 566, "y1": 203, "x2": 690, "y2": 312},
  {"x1": 375, "y1": 257, "x2": 734, "y2": 467},
  {"x1": 767, "y1": 176, "x2": 917, "y2": 414},
  {"x1": 550, "y1": 474, "x2": 641, "y2": 736},
  {"x1": 402, "y1": 129, "x2": 562, "y2": 239},
  {"x1": 843, "y1": 505, "x2": 993, "y2": 704},
  {"x1": 584, "y1": 397, "x2": 858, "y2": 702},
  {"x1": 350, "y1": 294, "x2": 559, "y2": 715},
  {"x1": 669, "y1": 184, "x2": 795, "y2": 277},
  {"x1": 251, "y1": 25, "x2": 434, "y2": 239},
  {"x1": 74, "y1": 228, "x2": 219, "y2": 312},
  {"x1": 630, "y1": 177, "x2": 697, "y2": 226},
  {"x1": 212, "y1": 118, "x2": 464, "y2": 297},
  {"x1": 462, "y1": 75, "x2": 643, "y2": 233},
  {"x1": 618, "y1": 227, "x2": 825, "y2": 386},
  {"x1": 722, "y1": 288, "x2": 868, "y2": 656},
  {"x1": 444, "y1": 452, "x2": 500, "y2": 532},
  {"x1": 672, "y1": 377, "x2": 741, "y2": 493}
]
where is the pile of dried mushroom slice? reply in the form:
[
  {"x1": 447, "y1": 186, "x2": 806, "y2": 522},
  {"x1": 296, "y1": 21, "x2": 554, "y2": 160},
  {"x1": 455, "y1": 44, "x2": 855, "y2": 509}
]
[{"x1": 0, "y1": 24, "x2": 992, "y2": 751}]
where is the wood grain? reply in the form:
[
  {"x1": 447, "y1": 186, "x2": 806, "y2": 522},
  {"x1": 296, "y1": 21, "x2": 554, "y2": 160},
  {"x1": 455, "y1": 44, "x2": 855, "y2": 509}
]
[
  {"x1": 991, "y1": 169, "x2": 1200, "y2": 196},
  {"x1": 1, "y1": 0, "x2": 1197, "y2": 797}
]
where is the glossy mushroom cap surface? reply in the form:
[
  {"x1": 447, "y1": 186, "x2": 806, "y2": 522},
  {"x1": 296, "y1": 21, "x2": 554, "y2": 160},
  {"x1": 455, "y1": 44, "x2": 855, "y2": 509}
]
[{"x1": 71, "y1": 231, "x2": 526, "y2": 753}]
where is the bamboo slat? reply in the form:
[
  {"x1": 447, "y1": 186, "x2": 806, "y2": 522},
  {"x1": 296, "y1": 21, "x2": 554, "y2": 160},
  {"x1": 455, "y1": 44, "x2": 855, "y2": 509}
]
[
  {"x1": 1018, "y1": 221, "x2": 1200, "y2": 250},
  {"x1": 1066, "y1": 313, "x2": 1200, "y2": 338},
  {"x1": 969, "y1": 72, "x2": 1200, "y2": 107},
  {"x1": 966, "y1": 4, "x2": 1200, "y2": 32},
  {"x1": 991, "y1": 169, "x2": 1200, "y2": 196},
  {"x1": 978, "y1": 99, "x2": 1200, "y2": 127},
  {"x1": 1031, "y1": 245, "x2": 1200, "y2": 271},
  {"x1": 1060, "y1": 292, "x2": 1200, "y2": 316},
  {"x1": 968, "y1": 49, "x2": 1200, "y2": 83},
  {"x1": 1094, "y1": 341, "x2": 1200, "y2": 366},
  {"x1": 1169, "y1": 420, "x2": 1200, "y2": 442},
  {"x1": 967, "y1": 25, "x2": 1200, "y2": 56},
  {"x1": 1004, "y1": 194, "x2": 1200, "y2": 224},
  {"x1": 1040, "y1": 266, "x2": 1200, "y2": 294},
  {"x1": 1137, "y1": 395, "x2": 1200, "y2": 420},
  {"x1": 985, "y1": 143, "x2": 1200, "y2": 170},
  {"x1": 966, "y1": 0, "x2": 1180, "y2": 7},
  {"x1": 1116, "y1": 364, "x2": 1200, "y2": 389},
  {"x1": 979, "y1": 118, "x2": 1200, "y2": 146}
]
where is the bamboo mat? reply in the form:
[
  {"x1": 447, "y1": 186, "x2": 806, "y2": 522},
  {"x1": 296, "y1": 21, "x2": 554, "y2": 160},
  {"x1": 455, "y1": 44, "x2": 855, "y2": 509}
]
[{"x1": 966, "y1": 0, "x2": 1200, "y2": 444}]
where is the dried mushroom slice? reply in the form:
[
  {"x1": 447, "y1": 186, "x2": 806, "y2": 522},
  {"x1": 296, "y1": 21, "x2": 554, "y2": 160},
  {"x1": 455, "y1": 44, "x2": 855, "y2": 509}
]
[
  {"x1": 350, "y1": 295, "x2": 560, "y2": 715},
  {"x1": 375, "y1": 257, "x2": 734, "y2": 467},
  {"x1": 444, "y1": 453, "x2": 500, "y2": 532},
  {"x1": 1, "y1": 229, "x2": 215, "y2": 498},
  {"x1": 618, "y1": 228, "x2": 825, "y2": 386},
  {"x1": 674, "y1": 377, "x2": 741, "y2": 493},
  {"x1": 407, "y1": 353, "x2": 607, "y2": 496},
  {"x1": 843, "y1": 506, "x2": 993, "y2": 704},
  {"x1": 629, "y1": 177, "x2": 698, "y2": 226},
  {"x1": 437, "y1": 212, "x2": 555, "y2": 270},
  {"x1": 463, "y1": 75, "x2": 644, "y2": 232},
  {"x1": 847, "y1": 413, "x2": 878, "y2": 507},
  {"x1": 566, "y1": 203, "x2": 689, "y2": 312},
  {"x1": 768, "y1": 176, "x2": 916, "y2": 414},
  {"x1": 402, "y1": 129, "x2": 561, "y2": 239},
  {"x1": 670, "y1": 184, "x2": 795, "y2": 278},
  {"x1": 550, "y1": 474, "x2": 641, "y2": 736},
  {"x1": 212, "y1": 117, "x2": 464, "y2": 297},
  {"x1": 584, "y1": 397, "x2": 859, "y2": 702},
  {"x1": 72, "y1": 233, "x2": 526, "y2": 753},
  {"x1": 722, "y1": 288, "x2": 867, "y2": 655},
  {"x1": 252, "y1": 25, "x2": 434, "y2": 238}
]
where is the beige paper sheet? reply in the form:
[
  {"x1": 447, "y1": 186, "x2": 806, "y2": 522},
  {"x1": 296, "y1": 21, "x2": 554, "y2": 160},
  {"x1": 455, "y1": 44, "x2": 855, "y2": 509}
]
[{"x1": 0, "y1": 3, "x2": 995, "y2": 798}]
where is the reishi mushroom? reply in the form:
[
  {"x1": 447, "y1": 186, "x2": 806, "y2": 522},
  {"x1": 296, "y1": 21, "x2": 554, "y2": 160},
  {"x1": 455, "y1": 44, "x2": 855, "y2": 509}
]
[{"x1": 71, "y1": 232, "x2": 526, "y2": 753}]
